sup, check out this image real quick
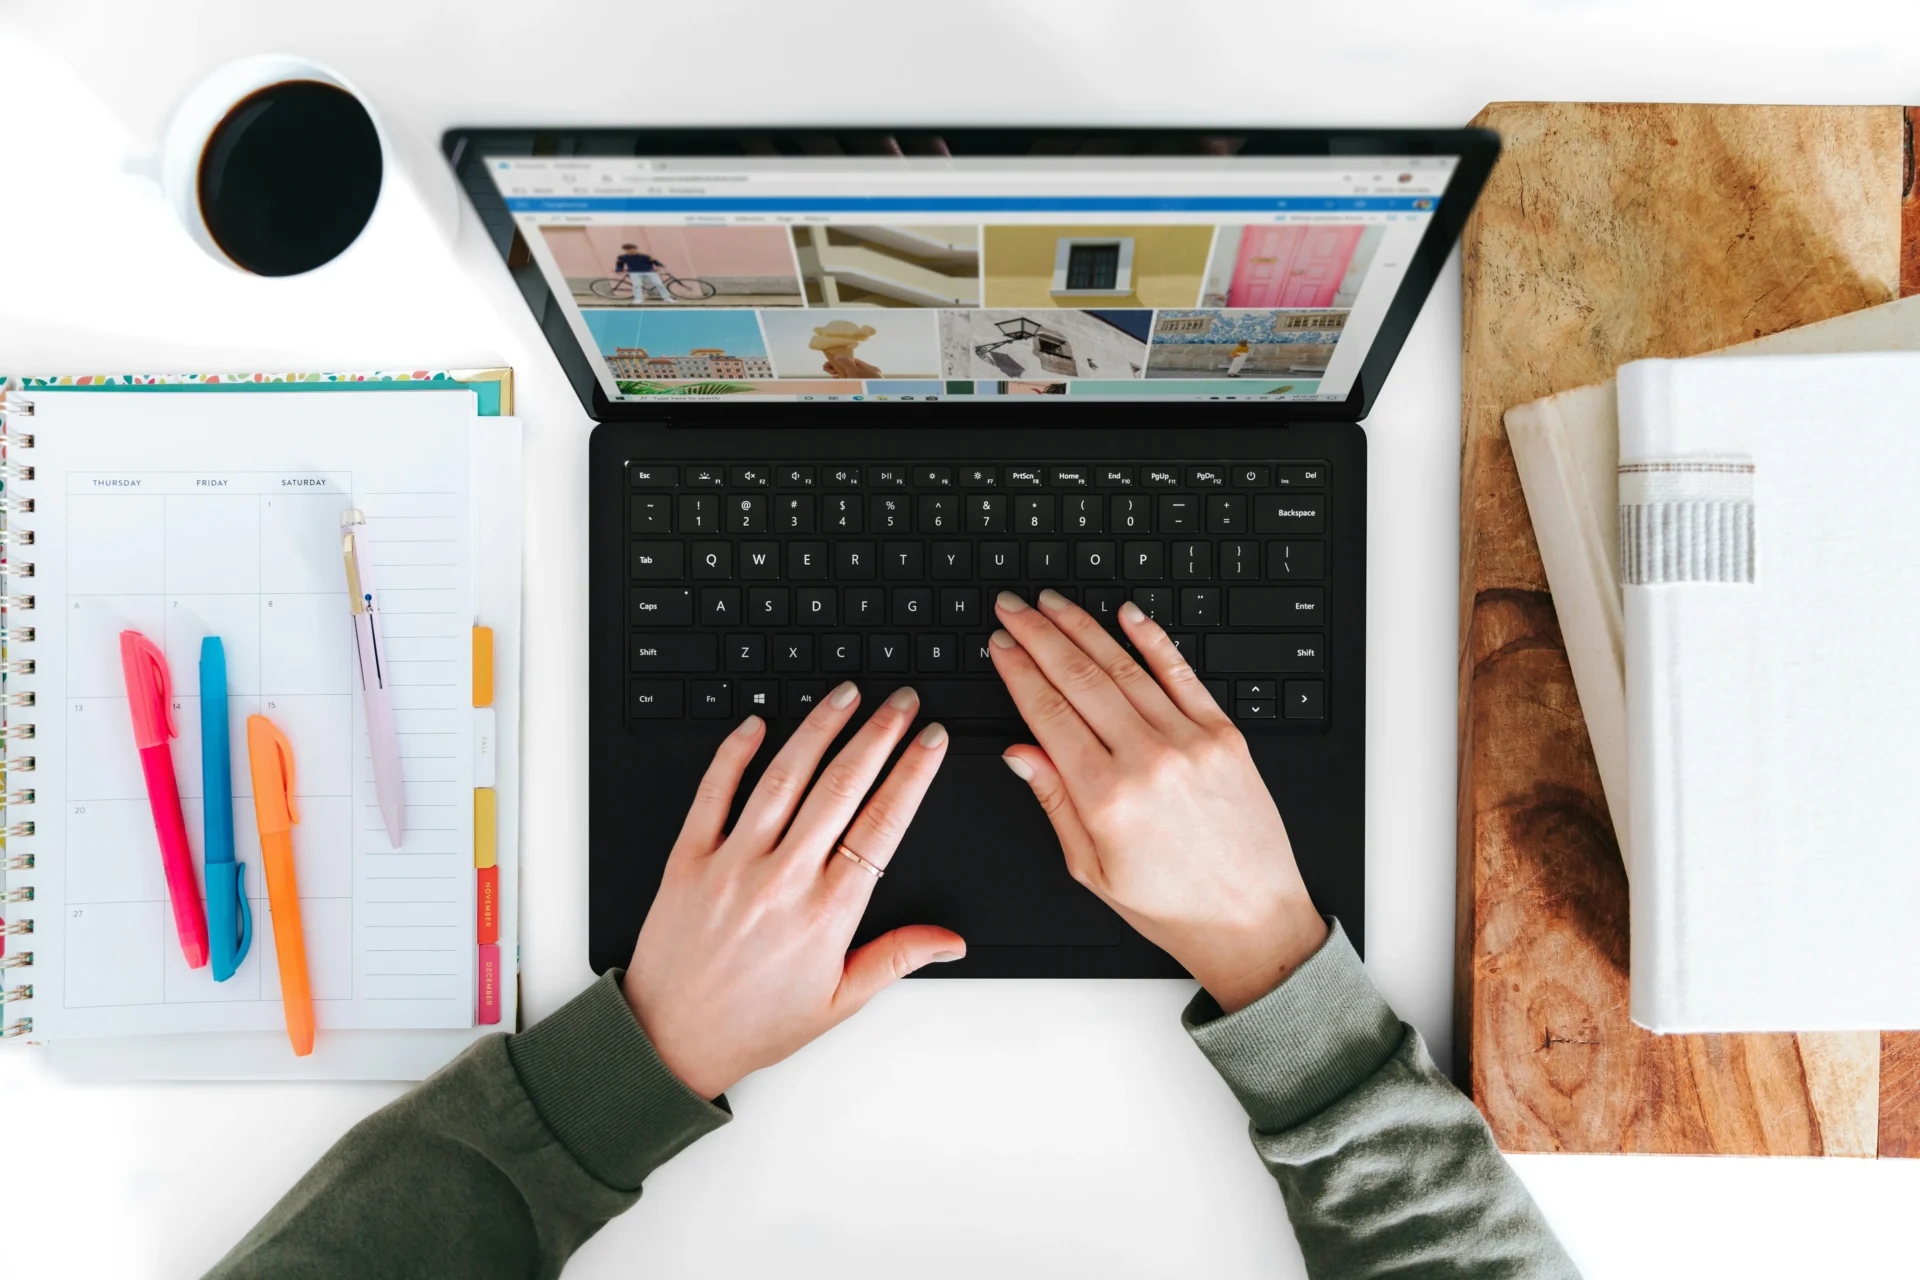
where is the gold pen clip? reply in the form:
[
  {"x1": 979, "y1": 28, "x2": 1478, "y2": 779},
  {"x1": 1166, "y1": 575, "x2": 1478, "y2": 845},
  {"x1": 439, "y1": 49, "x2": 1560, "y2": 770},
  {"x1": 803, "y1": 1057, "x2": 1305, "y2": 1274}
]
[{"x1": 341, "y1": 510, "x2": 367, "y2": 615}]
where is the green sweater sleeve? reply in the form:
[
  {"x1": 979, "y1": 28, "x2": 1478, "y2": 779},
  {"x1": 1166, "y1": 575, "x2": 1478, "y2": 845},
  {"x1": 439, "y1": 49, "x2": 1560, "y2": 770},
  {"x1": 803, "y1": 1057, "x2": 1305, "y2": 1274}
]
[
  {"x1": 205, "y1": 970, "x2": 730, "y2": 1280},
  {"x1": 1185, "y1": 920, "x2": 1579, "y2": 1279}
]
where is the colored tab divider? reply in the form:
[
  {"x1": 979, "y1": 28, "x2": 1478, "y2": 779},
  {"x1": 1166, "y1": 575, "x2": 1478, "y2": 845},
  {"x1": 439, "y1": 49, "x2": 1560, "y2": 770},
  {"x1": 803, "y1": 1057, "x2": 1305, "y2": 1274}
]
[{"x1": 474, "y1": 626, "x2": 500, "y2": 1026}]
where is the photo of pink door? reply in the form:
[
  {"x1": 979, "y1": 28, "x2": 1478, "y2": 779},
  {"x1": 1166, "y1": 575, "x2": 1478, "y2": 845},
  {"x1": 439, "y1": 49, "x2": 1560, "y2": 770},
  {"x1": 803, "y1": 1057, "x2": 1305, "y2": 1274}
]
[{"x1": 1227, "y1": 225, "x2": 1364, "y2": 309}]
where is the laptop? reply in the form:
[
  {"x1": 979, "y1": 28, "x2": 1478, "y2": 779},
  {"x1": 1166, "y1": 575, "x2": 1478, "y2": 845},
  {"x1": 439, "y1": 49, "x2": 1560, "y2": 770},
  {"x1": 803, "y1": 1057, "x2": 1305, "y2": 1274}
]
[{"x1": 443, "y1": 127, "x2": 1497, "y2": 978}]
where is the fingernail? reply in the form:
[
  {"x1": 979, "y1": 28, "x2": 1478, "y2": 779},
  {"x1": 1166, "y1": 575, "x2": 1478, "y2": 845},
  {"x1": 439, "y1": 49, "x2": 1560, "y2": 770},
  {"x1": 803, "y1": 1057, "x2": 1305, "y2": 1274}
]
[
  {"x1": 990, "y1": 628, "x2": 1019, "y2": 650},
  {"x1": 830, "y1": 680, "x2": 859, "y2": 708},
  {"x1": 1119, "y1": 600, "x2": 1145, "y2": 624},
  {"x1": 887, "y1": 685, "x2": 919, "y2": 709},
  {"x1": 917, "y1": 722, "x2": 947, "y2": 748},
  {"x1": 734, "y1": 714, "x2": 763, "y2": 736},
  {"x1": 929, "y1": 950, "x2": 963, "y2": 963},
  {"x1": 1002, "y1": 754, "x2": 1034, "y2": 780},
  {"x1": 1037, "y1": 588, "x2": 1070, "y2": 611},
  {"x1": 996, "y1": 590, "x2": 1028, "y2": 613}
]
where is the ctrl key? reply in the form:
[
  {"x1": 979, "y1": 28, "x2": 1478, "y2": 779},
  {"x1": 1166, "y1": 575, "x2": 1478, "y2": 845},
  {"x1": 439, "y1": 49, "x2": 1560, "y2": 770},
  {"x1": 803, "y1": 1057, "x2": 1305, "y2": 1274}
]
[{"x1": 629, "y1": 680, "x2": 684, "y2": 719}]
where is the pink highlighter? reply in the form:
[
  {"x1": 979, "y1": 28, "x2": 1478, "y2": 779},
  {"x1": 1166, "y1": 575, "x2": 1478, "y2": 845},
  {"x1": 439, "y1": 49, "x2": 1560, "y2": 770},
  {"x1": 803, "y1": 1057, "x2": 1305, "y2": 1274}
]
[{"x1": 119, "y1": 630, "x2": 210, "y2": 969}]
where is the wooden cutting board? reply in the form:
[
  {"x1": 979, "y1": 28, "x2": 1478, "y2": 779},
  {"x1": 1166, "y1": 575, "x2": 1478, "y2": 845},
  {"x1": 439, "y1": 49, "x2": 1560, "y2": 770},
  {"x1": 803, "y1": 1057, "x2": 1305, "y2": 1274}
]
[{"x1": 1458, "y1": 102, "x2": 1920, "y2": 1156}]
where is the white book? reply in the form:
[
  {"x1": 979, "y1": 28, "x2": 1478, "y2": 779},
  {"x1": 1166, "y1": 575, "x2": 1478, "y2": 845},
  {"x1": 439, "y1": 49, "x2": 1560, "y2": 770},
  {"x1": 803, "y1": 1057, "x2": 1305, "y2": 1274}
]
[
  {"x1": 0, "y1": 384, "x2": 523, "y2": 1077},
  {"x1": 1504, "y1": 295, "x2": 1920, "y2": 874},
  {"x1": 1618, "y1": 351, "x2": 1920, "y2": 1032}
]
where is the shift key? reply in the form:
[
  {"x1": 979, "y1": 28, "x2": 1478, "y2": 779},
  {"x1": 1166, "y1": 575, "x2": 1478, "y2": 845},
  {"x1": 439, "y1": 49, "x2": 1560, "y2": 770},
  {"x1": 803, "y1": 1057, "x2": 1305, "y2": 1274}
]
[
  {"x1": 631, "y1": 632, "x2": 718, "y2": 672},
  {"x1": 1204, "y1": 633, "x2": 1325, "y2": 673}
]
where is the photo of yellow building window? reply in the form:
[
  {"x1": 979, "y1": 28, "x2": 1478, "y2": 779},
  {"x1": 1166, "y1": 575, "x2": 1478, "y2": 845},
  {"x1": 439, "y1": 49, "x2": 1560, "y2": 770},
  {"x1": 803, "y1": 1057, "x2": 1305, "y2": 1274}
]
[{"x1": 982, "y1": 224, "x2": 1214, "y2": 308}]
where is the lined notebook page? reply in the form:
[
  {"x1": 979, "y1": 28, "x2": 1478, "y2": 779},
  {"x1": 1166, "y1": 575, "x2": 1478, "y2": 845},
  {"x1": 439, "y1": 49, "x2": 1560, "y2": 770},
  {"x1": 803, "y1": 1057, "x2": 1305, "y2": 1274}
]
[{"x1": 23, "y1": 390, "x2": 479, "y2": 1037}]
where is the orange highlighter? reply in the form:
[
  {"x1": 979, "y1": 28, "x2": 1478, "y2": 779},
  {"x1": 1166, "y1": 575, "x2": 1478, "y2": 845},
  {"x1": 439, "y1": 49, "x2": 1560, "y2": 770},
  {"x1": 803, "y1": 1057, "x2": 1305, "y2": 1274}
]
[{"x1": 246, "y1": 715, "x2": 315, "y2": 1056}]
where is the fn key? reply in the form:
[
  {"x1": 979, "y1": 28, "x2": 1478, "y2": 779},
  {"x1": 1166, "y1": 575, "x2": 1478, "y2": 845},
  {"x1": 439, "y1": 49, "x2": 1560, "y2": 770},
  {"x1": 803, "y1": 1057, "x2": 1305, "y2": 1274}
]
[{"x1": 629, "y1": 680, "x2": 684, "y2": 719}]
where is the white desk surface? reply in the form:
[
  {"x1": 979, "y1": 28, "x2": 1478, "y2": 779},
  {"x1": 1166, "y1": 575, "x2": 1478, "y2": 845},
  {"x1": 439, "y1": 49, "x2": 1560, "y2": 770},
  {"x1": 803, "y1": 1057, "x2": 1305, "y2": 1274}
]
[{"x1": 4, "y1": 2, "x2": 1918, "y2": 1275}]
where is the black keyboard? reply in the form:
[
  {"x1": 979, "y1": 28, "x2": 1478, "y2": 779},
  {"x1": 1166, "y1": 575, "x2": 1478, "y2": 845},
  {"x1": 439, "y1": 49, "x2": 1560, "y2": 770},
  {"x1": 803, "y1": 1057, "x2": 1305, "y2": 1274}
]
[{"x1": 623, "y1": 461, "x2": 1330, "y2": 726}]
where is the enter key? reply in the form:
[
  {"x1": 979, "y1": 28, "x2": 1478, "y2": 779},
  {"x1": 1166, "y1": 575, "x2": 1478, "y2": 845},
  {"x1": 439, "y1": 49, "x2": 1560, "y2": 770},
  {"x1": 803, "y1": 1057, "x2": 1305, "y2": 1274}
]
[{"x1": 1227, "y1": 586, "x2": 1326, "y2": 627}]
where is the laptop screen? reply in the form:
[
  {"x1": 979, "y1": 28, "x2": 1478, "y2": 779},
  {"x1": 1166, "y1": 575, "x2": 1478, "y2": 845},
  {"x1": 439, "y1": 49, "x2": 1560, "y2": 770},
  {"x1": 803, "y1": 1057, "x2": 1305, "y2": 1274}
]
[{"x1": 484, "y1": 152, "x2": 1457, "y2": 406}]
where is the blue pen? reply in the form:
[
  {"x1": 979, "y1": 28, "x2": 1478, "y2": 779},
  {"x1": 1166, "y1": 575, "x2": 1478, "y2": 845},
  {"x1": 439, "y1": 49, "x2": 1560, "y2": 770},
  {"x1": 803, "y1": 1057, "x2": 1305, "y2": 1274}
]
[{"x1": 201, "y1": 637, "x2": 252, "y2": 981}]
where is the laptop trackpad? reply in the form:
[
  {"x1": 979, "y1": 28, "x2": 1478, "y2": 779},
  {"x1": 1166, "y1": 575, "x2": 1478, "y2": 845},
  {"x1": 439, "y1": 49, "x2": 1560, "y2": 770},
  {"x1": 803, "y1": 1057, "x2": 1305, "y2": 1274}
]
[{"x1": 854, "y1": 754, "x2": 1126, "y2": 947}]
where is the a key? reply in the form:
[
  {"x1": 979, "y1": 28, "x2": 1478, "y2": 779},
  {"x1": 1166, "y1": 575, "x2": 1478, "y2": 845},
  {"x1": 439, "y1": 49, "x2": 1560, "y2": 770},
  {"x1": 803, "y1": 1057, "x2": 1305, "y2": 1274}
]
[
  {"x1": 779, "y1": 465, "x2": 816, "y2": 487},
  {"x1": 823, "y1": 494, "x2": 862, "y2": 533},
  {"x1": 825, "y1": 464, "x2": 862, "y2": 487},
  {"x1": 1026, "y1": 542, "x2": 1069, "y2": 580},
  {"x1": 959, "y1": 465, "x2": 998, "y2": 487},
  {"x1": 629, "y1": 680, "x2": 685, "y2": 718},
  {"x1": 1005, "y1": 465, "x2": 1044, "y2": 488},
  {"x1": 1220, "y1": 541, "x2": 1259, "y2": 580},
  {"x1": 1271, "y1": 465, "x2": 1326, "y2": 489},
  {"x1": 1095, "y1": 466, "x2": 1134, "y2": 488},
  {"x1": 785, "y1": 680, "x2": 828, "y2": 718},
  {"x1": 1084, "y1": 587, "x2": 1126, "y2": 627},
  {"x1": 699, "y1": 587, "x2": 741, "y2": 625},
  {"x1": 1180, "y1": 587, "x2": 1221, "y2": 626},
  {"x1": 1232, "y1": 465, "x2": 1269, "y2": 487},
  {"x1": 1283, "y1": 680, "x2": 1326, "y2": 720},
  {"x1": 1186, "y1": 466, "x2": 1226, "y2": 487},
  {"x1": 914, "y1": 465, "x2": 953, "y2": 488},
  {"x1": 869, "y1": 465, "x2": 908, "y2": 488},
  {"x1": 735, "y1": 680, "x2": 778, "y2": 716},
  {"x1": 629, "y1": 463, "x2": 678, "y2": 488},
  {"x1": 686, "y1": 465, "x2": 725, "y2": 488},
  {"x1": 690, "y1": 679, "x2": 731, "y2": 718},
  {"x1": 731, "y1": 465, "x2": 771, "y2": 487},
  {"x1": 964, "y1": 634, "x2": 994, "y2": 672},
  {"x1": 1140, "y1": 466, "x2": 1180, "y2": 488}
]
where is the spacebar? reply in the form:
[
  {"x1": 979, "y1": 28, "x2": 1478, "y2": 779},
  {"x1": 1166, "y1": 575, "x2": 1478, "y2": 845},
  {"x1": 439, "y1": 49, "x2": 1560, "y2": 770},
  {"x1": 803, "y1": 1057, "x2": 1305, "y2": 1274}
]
[{"x1": 860, "y1": 679, "x2": 1018, "y2": 720}]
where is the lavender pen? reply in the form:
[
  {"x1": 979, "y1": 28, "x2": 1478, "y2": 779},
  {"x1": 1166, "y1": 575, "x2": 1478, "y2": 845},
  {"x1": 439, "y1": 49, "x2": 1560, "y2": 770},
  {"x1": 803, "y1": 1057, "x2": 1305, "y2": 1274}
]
[{"x1": 342, "y1": 509, "x2": 405, "y2": 847}]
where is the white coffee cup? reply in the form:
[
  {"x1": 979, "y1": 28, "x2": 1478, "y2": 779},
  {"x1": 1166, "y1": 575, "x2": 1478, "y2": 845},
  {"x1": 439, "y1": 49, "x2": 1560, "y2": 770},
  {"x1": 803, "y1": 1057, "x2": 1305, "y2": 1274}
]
[{"x1": 128, "y1": 54, "x2": 425, "y2": 276}]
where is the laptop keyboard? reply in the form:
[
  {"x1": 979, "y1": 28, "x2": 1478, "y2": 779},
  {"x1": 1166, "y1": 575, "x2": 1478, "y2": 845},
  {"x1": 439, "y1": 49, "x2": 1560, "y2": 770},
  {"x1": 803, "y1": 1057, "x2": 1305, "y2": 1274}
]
[{"x1": 623, "y1": 461, "x2": 1330, "y2": 726}]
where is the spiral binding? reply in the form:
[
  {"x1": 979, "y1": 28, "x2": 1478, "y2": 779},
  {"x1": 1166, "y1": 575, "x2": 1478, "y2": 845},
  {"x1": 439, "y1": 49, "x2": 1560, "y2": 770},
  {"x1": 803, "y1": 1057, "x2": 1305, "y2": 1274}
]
[{"x1": 2, "y1": 387, "x2": 33, "y2": 1038}]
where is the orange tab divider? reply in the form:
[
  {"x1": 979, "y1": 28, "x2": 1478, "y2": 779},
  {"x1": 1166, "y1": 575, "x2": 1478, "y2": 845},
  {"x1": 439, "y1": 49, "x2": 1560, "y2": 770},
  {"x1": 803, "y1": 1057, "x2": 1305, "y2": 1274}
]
[{"x1": 472, "y1": 627, "x2": 494, "y2": 708}]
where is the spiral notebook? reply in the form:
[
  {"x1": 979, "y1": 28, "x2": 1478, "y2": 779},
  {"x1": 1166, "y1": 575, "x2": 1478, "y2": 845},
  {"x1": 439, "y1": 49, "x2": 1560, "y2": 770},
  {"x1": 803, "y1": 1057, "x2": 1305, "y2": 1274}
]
[{"x1": 0, "y1": 375, "x2": 521, "y2": 1076}]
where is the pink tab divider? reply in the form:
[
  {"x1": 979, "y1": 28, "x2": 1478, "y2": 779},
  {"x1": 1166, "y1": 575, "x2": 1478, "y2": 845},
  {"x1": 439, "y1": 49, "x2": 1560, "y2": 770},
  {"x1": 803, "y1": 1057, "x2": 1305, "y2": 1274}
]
[{"x1": 478, "y1": 943, "x2": 501, "y2": 1025}]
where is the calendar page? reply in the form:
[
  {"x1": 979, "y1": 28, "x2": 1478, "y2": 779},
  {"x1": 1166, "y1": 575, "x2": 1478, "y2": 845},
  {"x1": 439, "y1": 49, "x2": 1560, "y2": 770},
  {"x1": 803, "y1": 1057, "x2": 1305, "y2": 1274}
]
[{"x1": 16, "y1": 390, "x2": 482, "y2": 1037}]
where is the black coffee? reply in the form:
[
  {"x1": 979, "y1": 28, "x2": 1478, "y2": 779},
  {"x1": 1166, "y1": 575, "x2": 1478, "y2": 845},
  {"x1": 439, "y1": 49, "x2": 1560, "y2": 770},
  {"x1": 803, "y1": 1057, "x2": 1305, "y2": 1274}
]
[{"x1": 197, "y1": 80, "x2": 382, "y2": 276}]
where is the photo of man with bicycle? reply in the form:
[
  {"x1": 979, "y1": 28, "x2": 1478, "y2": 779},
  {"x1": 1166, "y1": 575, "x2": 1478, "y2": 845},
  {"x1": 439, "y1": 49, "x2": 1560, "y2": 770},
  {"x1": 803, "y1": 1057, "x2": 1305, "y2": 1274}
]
[{"x1": 539, "y1": 224, "x2": 806, "y2": 308}]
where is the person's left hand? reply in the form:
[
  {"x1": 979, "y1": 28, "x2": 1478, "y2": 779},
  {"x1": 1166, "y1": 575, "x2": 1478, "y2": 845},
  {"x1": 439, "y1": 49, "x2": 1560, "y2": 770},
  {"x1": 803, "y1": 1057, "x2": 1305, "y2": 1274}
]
[{"x1": 623, "y1": 684, "x2": 963, "y2": 1099}]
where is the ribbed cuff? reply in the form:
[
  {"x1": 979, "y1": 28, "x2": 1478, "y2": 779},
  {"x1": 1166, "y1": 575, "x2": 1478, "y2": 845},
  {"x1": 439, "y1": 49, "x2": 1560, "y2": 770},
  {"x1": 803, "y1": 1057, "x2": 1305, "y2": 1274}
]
[
  {"x1": 1182, "y1": 918, "x2": 1405, "y2": 1133},
  {"x1": 506, "y1": 969, "x2": 731, "y2": 1192}
]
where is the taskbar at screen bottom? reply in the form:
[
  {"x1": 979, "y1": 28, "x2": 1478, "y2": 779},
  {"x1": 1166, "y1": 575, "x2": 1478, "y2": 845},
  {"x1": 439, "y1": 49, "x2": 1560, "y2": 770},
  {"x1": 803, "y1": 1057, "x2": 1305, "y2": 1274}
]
[{"x1": 610, "y1": 378, "x2": 1339, "y2": 402}]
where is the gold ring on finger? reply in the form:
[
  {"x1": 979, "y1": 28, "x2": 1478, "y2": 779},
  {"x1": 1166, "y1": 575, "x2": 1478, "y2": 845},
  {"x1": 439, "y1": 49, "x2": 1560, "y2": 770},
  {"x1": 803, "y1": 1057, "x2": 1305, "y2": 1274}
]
[{"x1": 835, "y1": 842, "x2": 884, "y2": 879}]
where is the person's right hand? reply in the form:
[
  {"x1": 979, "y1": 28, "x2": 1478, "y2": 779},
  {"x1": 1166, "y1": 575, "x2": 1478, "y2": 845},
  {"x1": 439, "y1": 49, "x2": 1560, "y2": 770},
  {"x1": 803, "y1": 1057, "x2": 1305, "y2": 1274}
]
[{"x1": 990, "y1": 590, "x2": 1328, "y2": 1013}]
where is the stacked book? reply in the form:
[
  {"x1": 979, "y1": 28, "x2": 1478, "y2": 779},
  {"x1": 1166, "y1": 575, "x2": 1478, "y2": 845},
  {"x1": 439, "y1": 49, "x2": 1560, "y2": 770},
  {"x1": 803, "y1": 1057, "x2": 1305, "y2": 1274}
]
[{"x1": 1506, "y1": 298, "x2": 1920, "y2": 1034}]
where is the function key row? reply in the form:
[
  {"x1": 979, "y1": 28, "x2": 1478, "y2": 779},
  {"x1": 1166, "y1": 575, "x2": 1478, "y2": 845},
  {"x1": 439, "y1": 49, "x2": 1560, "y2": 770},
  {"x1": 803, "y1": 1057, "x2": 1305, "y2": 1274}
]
[{"x1": 630, "y1": 462, "x2": 1326, "y2": 490}]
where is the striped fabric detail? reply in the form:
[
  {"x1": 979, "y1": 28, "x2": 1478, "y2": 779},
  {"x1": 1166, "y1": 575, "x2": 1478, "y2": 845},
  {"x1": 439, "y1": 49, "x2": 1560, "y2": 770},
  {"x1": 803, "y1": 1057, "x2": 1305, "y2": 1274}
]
[{"x1": 1618, "y1": 458, "x2": 1755, "y2": 585}]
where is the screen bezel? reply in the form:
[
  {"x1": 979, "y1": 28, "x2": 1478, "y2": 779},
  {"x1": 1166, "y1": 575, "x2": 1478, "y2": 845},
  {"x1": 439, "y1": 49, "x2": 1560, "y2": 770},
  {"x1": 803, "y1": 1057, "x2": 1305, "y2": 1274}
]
[{"x1": 442, "y1": 126, "x2": 1498, "y2": 424}]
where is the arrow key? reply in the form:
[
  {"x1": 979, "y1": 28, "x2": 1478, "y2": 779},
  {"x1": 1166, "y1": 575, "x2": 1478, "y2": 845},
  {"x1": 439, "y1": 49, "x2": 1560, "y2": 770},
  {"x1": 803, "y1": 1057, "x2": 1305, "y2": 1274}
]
[
  {"x1": 1235, "y1": 699, "x2": 1276, "y2": 720},
  {"x1": 1282, "y1": 680, "x2": 1326, "y2": 721}
]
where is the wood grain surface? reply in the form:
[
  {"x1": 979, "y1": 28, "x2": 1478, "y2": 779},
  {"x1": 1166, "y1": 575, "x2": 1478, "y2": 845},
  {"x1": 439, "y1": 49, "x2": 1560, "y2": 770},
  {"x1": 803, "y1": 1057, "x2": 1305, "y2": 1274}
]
[{"x1": 1458, "y1": 102, "x2": 1920, "y2": 1156}]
